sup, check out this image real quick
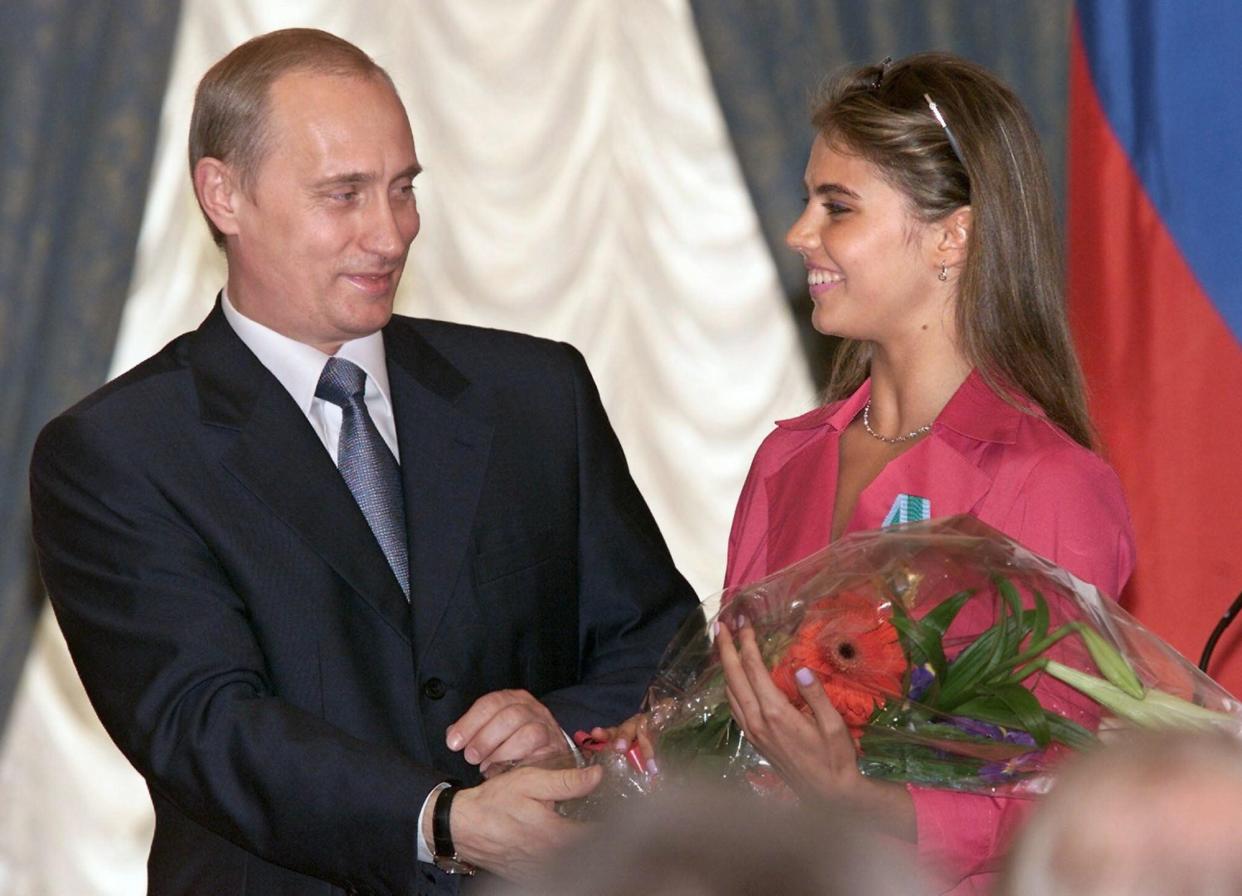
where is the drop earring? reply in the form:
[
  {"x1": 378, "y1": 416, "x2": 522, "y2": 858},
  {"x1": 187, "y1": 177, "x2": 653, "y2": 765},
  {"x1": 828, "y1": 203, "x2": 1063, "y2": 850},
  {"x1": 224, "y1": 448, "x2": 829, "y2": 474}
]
[{"x1": 938, "y1": 262, "x2": 949, "y2": 282}]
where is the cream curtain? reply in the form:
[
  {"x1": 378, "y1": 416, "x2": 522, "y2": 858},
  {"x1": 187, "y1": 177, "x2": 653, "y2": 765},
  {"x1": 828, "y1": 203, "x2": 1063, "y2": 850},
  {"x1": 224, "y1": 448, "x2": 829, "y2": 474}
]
[{"x1": 0, "y1": 2, "x2": 813, "y2": 892}]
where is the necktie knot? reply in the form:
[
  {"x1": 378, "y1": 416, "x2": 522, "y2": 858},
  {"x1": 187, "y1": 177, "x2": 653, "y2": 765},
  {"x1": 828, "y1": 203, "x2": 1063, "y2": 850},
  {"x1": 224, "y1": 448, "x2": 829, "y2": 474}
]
[{"x1": 316, "y1": 357, "x2": 367, "y2": 408}]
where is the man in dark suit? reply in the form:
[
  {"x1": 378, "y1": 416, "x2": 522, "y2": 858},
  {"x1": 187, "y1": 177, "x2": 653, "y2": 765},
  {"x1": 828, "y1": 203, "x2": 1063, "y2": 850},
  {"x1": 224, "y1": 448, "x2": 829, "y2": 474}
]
[{"x1": 29, "y1": 28, "x2": 696, "y2": 896}]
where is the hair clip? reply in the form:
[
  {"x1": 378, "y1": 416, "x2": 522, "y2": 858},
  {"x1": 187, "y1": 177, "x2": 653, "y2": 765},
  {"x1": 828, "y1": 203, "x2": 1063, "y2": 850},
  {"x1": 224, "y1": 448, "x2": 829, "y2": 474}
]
[
  {"x1": 924, "y1": 93, "x2": 966, "y2": 166},
  {"x1": 870, "y1": 57, "x2": 892, "y2": 90}
]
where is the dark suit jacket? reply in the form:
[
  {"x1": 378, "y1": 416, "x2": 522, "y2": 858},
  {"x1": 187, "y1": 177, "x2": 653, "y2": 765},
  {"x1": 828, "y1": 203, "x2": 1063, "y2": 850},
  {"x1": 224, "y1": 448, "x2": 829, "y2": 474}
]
[{"x1": 30, "y1": 305, "x2": 697, "y2": 896}]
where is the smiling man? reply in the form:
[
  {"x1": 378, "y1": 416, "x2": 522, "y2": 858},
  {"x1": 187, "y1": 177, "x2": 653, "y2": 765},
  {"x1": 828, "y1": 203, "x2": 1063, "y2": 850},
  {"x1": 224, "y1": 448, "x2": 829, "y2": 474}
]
[{"x1": 29, "y1": 29, "x2": 695, "y2": 896}]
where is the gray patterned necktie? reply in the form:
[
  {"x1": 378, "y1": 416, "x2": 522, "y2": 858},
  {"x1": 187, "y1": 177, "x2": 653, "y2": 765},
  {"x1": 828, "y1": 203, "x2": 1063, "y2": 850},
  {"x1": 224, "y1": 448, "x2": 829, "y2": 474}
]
[{"x1": 315, "y1": 357, "x2": 410, "y2": 598}]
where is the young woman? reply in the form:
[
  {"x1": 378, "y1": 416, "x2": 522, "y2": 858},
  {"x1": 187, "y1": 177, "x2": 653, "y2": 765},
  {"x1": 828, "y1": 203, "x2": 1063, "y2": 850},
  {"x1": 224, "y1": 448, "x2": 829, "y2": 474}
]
[
  {"x1": 601, "y1": 53, "x2": 1135, "y2": 895},
  {"x1": 715, "y1": 53, "x2": 1135, "y2": 894}
]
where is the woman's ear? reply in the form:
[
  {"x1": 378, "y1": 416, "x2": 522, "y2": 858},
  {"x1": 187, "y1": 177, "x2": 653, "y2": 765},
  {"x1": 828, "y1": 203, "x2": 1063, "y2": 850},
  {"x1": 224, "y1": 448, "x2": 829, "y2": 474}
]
[
  {"x1": 936, "y1": 205, "x2": 973, "y2": 269},
  {"x1": 193, "y1": 157, "x2": 242, "y2": 239}
]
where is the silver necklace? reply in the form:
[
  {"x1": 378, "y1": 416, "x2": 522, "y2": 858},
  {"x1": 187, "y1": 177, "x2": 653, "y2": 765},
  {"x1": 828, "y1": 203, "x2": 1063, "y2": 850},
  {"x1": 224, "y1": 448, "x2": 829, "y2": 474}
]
[{"x1": 862, "y1": 400, "x2": 932, "y2": 444}]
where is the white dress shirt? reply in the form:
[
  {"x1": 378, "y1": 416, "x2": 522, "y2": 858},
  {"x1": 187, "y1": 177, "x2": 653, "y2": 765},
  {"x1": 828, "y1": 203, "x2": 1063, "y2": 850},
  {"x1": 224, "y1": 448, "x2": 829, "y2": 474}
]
[{"x1": 221, "y1": 291, "x2": 400, "y2": 464}]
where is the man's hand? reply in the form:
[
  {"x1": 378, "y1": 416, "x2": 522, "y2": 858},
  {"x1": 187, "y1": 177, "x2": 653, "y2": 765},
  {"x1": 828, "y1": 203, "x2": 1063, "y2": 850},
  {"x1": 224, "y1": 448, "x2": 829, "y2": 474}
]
[
  {"x1": 442, "y1": 765, "x2": 603, "y2": 880},
  {"x1": 446, "y1": 689, "x2": 569, "y2": 774}
]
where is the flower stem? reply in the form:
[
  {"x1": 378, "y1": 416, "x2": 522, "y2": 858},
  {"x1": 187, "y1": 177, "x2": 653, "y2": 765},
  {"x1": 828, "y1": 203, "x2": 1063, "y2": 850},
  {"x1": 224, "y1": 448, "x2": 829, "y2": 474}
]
[
  {"x1": 1004, "y1": 624, "x2": 1076, "y2": 673},
  {"x1": 1043, "y1": 661, "x2": 1237, "y2": 729}
]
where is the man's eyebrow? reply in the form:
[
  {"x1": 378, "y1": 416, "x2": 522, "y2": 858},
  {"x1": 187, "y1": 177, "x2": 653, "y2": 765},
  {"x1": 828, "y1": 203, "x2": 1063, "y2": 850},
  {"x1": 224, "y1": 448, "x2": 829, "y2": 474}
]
[
  {"x1": 312, "y1": 164, "x2": 423, "y2": 189},
  {"x1": 809, "y1": 181, "x2": 861, "y2": 200},
  {"x1": 312, "y1": 171, "x2": 377, "y2": 189}
]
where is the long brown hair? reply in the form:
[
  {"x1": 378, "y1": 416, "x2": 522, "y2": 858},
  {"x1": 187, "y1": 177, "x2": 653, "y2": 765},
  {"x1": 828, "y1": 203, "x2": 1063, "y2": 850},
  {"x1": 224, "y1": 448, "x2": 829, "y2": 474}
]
[{"x1": 811, "y1": 53, "x2": 1095, "y2": 450}]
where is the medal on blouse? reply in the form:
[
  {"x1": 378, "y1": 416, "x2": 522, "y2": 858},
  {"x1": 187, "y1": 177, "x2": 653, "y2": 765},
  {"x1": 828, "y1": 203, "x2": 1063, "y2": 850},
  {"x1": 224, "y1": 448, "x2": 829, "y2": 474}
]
[{"x1": 882, "y1": 493, "x2": 931, "y2": 527}]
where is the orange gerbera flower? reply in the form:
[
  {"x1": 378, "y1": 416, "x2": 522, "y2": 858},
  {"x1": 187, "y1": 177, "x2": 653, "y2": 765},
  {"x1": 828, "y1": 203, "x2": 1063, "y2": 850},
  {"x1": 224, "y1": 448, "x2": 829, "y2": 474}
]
[{"x1": 770, "y1": 592, "x2": 906, "y2": 728}]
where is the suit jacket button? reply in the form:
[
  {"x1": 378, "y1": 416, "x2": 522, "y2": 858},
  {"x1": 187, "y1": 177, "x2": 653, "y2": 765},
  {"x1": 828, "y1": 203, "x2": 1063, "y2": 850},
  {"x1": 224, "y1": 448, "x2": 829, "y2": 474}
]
[{"x1": 423, "y1": 677, "x2": 447, "y2": 700}]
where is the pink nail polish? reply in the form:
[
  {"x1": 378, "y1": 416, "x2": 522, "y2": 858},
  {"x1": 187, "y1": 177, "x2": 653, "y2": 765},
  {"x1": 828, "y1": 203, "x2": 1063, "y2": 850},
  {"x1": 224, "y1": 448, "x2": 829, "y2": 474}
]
[
  {"x1": 795, "y1": 667, "x2": 815, "y2": 687},
  {"x1": 645, "y1": 757, "x2": 660, "y2": 776}
]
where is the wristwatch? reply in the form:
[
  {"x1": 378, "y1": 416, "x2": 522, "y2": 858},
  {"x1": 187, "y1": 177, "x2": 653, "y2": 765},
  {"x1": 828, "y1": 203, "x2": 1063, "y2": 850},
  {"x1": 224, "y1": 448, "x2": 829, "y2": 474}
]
[{"x1": 432, "y1": 785, "x2": 477, "y2": 876}]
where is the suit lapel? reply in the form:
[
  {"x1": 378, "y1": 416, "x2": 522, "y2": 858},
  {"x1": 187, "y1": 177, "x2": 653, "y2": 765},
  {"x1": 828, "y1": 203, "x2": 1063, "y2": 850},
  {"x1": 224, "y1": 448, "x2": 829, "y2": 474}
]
[
  {"x1": 384, "y1": 322, "x2": 493, "y2": 662},
  {"x1": 190, "y1": 305, "x2": 414, "y2": 641}
]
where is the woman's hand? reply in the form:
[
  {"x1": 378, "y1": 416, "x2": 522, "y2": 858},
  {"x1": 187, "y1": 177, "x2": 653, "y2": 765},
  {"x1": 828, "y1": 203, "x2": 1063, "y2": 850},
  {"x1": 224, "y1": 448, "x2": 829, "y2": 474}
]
[
  {"x1": 586, "y1": 713, "x2": 658, "y2": 773},
  {"x1": 718, "y1": 615, "x2": 860, "y2": 795},
  {"x1": 718, "y1": 616, "x2": 916, "y2": 840}
]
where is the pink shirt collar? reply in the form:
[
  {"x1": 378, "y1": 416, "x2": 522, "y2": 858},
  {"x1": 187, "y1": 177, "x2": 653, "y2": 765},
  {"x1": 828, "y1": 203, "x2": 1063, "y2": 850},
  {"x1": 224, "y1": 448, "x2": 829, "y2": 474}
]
[{"x1": 773, "y1": 369, "x2": 1028, "y2": 446}]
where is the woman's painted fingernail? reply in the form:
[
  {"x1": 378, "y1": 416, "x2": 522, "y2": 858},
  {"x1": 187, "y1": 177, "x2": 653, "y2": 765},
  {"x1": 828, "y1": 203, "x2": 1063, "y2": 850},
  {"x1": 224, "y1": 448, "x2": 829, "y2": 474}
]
[
  {"x1": 614, "y1": 737, "x2": 629, "y2": 752},
  {"x1": 646, "y1": 757, "x2": 660, "y2": 775},
  {"x1": 711, "y1": 619, "x2": 720, "y2": 637},
  {"x1": 795, "y1": 667, "x2": 815, "y2": 687}
]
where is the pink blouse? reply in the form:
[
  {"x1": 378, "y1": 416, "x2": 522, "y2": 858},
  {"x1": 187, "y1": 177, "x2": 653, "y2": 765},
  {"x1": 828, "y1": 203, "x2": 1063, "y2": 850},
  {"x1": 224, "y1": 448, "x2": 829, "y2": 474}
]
[{"x1": 724, "y1": 371, "x2": 1136, "y2": 893}]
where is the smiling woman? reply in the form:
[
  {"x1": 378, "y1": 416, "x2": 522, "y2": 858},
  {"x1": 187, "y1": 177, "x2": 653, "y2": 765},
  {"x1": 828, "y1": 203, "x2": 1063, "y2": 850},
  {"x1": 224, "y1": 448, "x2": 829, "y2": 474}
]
[
  {"x1": 715, "y1": 53, "x2": 1136, "y2": 895},
  {"x1": 788, "y1": 139, "x2": 965, "y2": 355}
]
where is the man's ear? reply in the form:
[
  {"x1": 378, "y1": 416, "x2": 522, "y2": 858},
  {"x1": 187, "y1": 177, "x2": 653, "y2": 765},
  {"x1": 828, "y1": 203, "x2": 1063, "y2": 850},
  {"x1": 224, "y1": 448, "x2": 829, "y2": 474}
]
[
  {"x1": 193, "y1": 157, "x2": 243, "y2": 239},
  {"x1": 935, "y1": 205, "x2": 973, "y2": 269}
]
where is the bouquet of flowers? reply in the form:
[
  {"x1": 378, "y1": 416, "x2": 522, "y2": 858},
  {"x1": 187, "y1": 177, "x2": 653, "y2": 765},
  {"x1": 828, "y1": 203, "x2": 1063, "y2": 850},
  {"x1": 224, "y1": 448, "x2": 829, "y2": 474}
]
[{"x1": 627, "y1": 515, "x2": 1242, "y2": 799}]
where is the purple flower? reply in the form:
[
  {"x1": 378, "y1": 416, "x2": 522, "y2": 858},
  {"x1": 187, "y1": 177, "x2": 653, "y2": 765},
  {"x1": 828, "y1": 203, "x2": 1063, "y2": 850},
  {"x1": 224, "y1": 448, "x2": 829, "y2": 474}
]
[
  {"x1": 948, "y1": 715, "x2": 1038, "y2": 747},
  {"x1": 1003, "y1": 728, "x2": 1038, "y2": 747},
  {"x1": 979, "y1": 751, "x2": 1042, "y2": 783},
  {"x1": 907, "y1": 663, "x2": 935, "y2": 701}
]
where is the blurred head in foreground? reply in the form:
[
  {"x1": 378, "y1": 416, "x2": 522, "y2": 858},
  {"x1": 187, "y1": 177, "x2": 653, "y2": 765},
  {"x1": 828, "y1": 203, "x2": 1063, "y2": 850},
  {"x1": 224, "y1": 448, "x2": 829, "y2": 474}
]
[
  {"x1": 1000, "y1": 731, "x2": 1242, "y2": 896},
  {"x1": 489, "y1": 784, "x2": 927, "y2": 896}
]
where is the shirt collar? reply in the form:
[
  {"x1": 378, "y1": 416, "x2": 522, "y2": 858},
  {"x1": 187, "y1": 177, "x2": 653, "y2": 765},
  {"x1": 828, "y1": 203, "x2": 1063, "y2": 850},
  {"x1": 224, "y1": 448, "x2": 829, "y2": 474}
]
[
  {"x1": 774, "y1": 369, "x2": 1024, "y2": 445},
  {"x1": 220, "y1": 289, "x2": 393, "y2": 414},
  {"x1": 934, "y1": 369, "x2": 1026, "y2": 445},
  {"x1": 774, "y1": 379, "x2": 871, "y2": 433}
]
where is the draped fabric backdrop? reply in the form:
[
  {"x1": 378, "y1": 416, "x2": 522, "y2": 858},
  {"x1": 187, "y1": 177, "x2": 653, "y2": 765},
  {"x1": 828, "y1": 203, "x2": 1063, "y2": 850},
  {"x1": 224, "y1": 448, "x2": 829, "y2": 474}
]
[
  {"x1": 0, "y1": 4, "x2": 180, "y2": 890},
  {"x1": 0, "y1": 0, "x2": 180, "y2": 734}
]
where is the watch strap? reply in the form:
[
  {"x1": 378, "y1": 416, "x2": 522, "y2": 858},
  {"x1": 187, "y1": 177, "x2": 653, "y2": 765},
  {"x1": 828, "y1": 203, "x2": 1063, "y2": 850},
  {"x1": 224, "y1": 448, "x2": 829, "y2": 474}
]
[{"x1": 432, "y1": 784, "x2": 459, "y2": 859}]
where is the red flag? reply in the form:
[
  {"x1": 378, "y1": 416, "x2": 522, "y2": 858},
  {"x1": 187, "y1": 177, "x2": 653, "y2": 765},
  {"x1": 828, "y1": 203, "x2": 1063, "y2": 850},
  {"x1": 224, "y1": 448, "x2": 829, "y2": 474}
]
[{"x1": 1069, "y1": 5, "x2": 1242, "y2": 694}]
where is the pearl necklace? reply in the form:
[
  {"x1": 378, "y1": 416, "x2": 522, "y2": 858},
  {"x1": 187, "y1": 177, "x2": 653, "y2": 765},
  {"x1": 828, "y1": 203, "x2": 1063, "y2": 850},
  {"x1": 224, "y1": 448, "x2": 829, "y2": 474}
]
[{"x1": 862, "y1": 400, "x2": 932, "y2": 444}]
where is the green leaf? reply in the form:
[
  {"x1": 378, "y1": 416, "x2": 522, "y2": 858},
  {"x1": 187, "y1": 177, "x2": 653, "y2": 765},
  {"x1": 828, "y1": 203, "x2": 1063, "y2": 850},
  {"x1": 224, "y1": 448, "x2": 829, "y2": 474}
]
[
  {"x1": 991, "y1": 683, "x2": 1050, "y2": 747},
  {"x1": 939, "y1": 623, "x2": 1007, "y2": 709},
  {"x1": 994, "y1": 575, "x2": 1023, "y2": 615},
  {"x1": 921, "y1": 589, "x2": 976, "y2": 637},
  {"x1": 890, "y1": 589, "x2": 977, "y2": 691},
  {"x1": 1030, "y1": 590, "x2": 1050, "y2": 645},
  {"x1": 1042, "y1": 711, "x2": 1096, "y2": 750},
  {"x1": 995, "y1": 576, "x2": 1032, "y2": 659},
  {"x1": 951, "y1": 694, "x2": 1022, "y2": 728},
  {"x1": 890, "y1": 615, "x2": 946, "y2": 678}
]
